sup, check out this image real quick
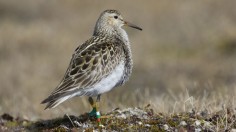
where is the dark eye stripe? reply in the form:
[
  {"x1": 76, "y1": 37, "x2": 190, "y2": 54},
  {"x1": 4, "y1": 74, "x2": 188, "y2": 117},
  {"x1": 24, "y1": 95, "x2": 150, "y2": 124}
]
[{"x1": 114, "y1": 16, "x2": 118, "y2": 19}]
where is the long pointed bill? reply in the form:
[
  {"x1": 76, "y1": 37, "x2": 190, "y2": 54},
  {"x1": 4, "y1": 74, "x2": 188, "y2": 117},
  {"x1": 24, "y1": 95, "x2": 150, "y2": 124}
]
[{"x1": 124, "y1": 21, "x2": 142, "y2": 31}]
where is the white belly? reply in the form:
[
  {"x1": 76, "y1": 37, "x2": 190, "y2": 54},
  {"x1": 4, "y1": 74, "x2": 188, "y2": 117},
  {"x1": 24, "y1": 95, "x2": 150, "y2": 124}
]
[{"x1": 86, "y1": 61, "x2": 125, "y2": 96}]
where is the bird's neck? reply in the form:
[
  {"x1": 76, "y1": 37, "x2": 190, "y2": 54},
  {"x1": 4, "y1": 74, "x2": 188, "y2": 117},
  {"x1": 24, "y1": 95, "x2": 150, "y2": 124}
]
[{"x1": 93, "y1": 26, "x2": 129, "y2": 45}]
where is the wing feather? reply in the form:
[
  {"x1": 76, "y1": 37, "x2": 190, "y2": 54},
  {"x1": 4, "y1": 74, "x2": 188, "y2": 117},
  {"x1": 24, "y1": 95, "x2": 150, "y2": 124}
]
[{"x1": 42, "y1": 37, "x2": 125, "y2": 108}]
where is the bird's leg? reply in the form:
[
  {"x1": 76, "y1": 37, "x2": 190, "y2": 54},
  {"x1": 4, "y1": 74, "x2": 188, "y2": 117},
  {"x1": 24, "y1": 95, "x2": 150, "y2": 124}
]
[
  {"x1": 88, "y1": 97, "x2": 97, "y2": 117},
  {"x1": 88, "y1": 95, "x2": 104, "y2": 127},
  {"x1": 95, "y1": 94, "x2": 102, "y2": 126}
]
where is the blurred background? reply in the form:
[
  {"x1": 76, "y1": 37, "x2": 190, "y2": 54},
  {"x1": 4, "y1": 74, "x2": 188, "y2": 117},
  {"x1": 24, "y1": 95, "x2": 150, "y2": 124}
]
[{"x1": 0, "y1": 0, "x2": 236, "y2": 120}]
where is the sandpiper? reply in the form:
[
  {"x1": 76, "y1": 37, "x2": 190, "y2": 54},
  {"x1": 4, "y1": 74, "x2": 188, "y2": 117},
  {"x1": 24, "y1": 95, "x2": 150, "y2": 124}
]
[{"x1": 41, "y1": 9, "x2": 142, "y2": 126}]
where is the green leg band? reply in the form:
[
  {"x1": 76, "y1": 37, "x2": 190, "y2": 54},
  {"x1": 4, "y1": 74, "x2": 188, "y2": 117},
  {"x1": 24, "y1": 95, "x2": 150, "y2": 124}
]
[{"x1": 89, "y1": 107, "x2": 97, "y2": 117}]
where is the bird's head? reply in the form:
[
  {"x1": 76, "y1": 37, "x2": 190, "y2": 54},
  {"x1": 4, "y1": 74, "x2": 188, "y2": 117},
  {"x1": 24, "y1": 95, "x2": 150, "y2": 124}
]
[{"x1": 94, "y1": 10, "x2": 142, "y2": 35}]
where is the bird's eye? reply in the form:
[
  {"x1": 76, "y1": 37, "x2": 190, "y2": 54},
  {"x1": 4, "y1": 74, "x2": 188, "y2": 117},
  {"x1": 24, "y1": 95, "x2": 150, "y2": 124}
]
[{"x1": 114, "y1": 16, "x2": 118, "y2": 19}]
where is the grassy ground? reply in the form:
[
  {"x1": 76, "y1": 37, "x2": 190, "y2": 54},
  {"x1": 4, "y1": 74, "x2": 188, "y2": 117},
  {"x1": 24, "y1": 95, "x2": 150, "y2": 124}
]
[
  {"x1": 0, "y1": 106, "x2": 235, "y2": 131},
  {"x1": 0, "y1": 1, "x2": 236, "y2": 129}
]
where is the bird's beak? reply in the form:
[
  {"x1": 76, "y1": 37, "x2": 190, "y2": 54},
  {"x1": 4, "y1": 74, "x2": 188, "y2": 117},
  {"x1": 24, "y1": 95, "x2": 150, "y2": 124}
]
[{"x1": 124, "y1": 21, "x2": 142, "y2": 31}]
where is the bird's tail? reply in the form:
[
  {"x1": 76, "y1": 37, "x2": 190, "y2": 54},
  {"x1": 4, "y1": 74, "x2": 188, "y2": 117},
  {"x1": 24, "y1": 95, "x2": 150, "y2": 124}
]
[{"x1": 41, "y1": 90, "x2": 84, "y2": 109}]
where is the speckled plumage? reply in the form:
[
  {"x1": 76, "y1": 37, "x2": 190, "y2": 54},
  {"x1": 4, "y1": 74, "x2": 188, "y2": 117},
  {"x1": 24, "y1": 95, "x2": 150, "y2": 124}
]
[{"x1": 42, "y1": 9, "x2": 142, "y2": 109}]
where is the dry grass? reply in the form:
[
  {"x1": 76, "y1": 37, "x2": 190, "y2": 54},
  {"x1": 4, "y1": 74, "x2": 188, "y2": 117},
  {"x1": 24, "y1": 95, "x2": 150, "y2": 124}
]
[{"x1": 0, "y1": 0, "x2": 236, "y2": 121}]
